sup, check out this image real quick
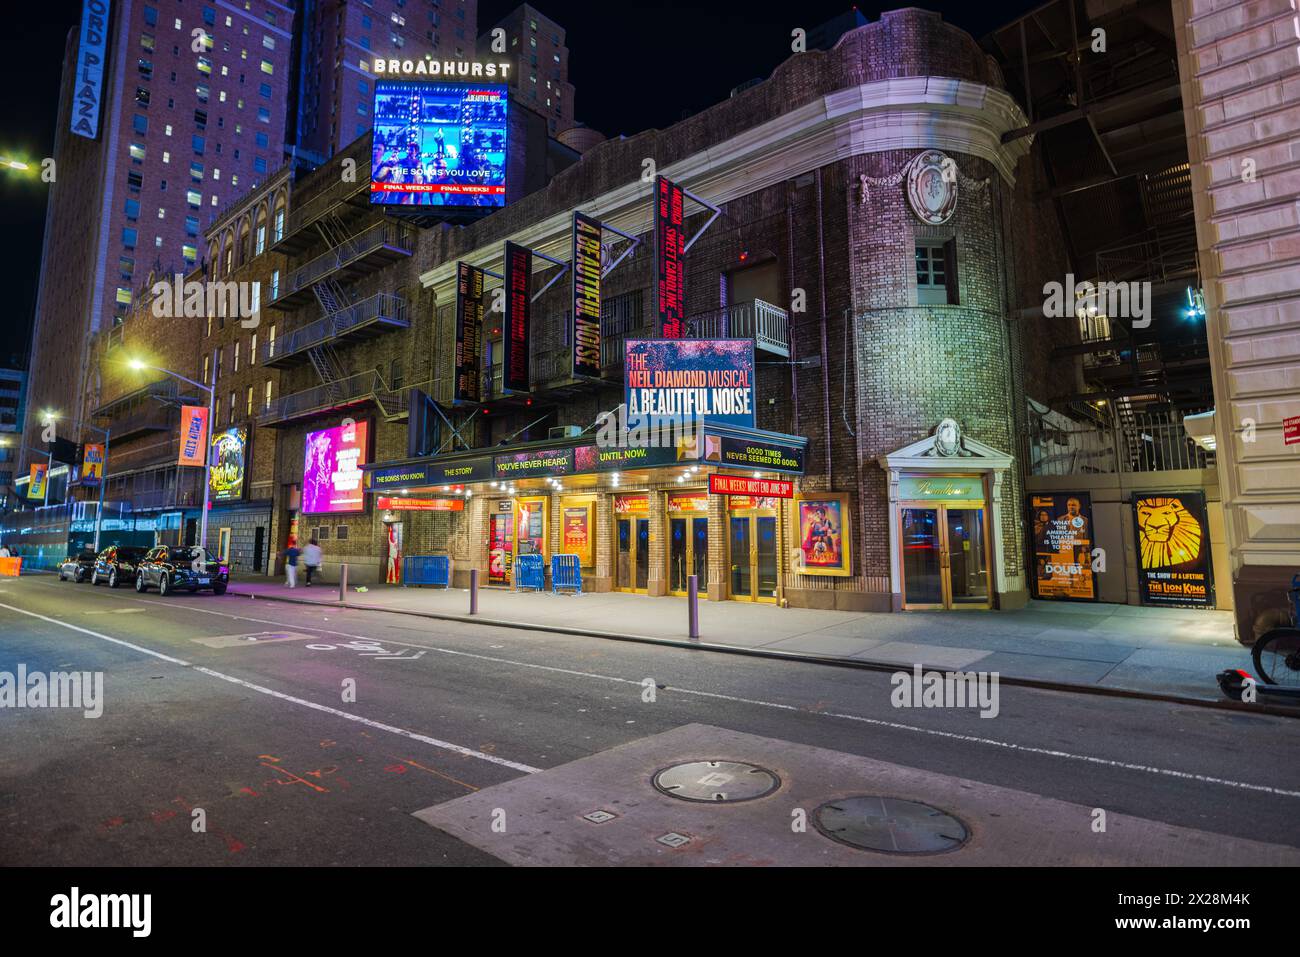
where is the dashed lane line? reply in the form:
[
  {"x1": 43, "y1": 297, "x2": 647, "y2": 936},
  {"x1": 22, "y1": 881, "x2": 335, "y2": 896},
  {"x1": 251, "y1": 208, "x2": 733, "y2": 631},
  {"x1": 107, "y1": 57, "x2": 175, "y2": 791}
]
[{"x1": 0, "y1": 601, "x2": 541, "y2": 775}]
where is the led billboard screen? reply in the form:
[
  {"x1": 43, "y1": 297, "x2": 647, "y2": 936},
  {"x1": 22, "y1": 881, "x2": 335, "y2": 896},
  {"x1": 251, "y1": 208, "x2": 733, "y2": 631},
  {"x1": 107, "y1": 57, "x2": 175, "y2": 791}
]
[
  {"x1": 209, "y1": 427, "x2": 248, "y2": 502},
  {"x1": 303, "y1": 421, "x2": 370, "y2": 514},
  {"x1": 370, "y1": 80, "x2": 508, "y2": 208}
]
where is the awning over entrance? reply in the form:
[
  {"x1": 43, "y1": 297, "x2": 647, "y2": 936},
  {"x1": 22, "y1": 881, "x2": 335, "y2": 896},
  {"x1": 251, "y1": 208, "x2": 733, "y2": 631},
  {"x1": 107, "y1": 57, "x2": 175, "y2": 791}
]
[{"x1": 361, "y1": 422, "x2": 808, "y2": 492}]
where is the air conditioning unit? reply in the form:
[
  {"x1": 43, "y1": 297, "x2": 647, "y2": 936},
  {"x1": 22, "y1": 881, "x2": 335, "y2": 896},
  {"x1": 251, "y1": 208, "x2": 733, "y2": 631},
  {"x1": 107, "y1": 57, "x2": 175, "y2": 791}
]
[{"x1": 549, "y1": 425, "x2": 582, "y2": 439}]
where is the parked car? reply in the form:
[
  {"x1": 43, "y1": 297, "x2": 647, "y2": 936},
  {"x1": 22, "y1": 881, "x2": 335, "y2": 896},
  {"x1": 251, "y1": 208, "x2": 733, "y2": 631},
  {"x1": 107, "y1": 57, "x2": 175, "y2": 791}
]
[
  {"x1": 91, "y1": 545, "x2": 150, "y2": 589},
  {"x1": 134, "y1": 545, "x2": 229, "y2": 596},
  {"x1": 58, "y1": 549, "x2": 99, "y2": 583}
]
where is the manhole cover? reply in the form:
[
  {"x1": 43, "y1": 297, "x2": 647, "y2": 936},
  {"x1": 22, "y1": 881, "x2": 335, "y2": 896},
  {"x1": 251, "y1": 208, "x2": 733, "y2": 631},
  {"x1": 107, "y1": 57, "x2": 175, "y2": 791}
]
[
  {"x1": 652, "y1": 760, "x2": 780, "y2": 803},
  {"x1": 813, "y1": 796, "x2": 969, "y2": 854}
]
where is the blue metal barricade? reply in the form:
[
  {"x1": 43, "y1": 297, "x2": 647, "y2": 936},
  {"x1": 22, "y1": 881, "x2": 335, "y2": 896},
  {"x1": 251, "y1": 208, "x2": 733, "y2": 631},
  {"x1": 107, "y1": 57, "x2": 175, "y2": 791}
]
[
  {"x1": 402, "y1": 555, "x2": 451, "y2": 588},
  {"x1": 514, "y1": 554, "x2": 545, "y2": 592},
  {"x1": 551, "y1": 554, "x2": 582, "y2": 595}
]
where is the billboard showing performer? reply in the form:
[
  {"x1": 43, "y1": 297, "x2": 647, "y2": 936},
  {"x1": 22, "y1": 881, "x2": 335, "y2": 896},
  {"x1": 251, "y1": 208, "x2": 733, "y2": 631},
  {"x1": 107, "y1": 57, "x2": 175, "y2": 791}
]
[
  {"x1": 1028, "y1": 493, "x2": 1096, "y2": 601},
  {"x1": 370, "y1": 81, "x2": 507, "y2": 208}
]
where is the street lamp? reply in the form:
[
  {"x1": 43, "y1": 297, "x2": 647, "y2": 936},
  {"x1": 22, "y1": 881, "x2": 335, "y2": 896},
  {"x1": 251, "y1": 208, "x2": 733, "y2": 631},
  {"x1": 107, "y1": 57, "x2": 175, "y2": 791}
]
[{"x1": 128, "y1": 358, "x2": 216, "y2": 551}]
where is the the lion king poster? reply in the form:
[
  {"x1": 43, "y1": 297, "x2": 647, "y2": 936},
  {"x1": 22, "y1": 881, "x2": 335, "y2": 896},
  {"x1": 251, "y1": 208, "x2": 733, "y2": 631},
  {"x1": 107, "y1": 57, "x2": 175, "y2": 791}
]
[{"x1": 1132, "y1": 492, "x2": 1214, "y2": 608}]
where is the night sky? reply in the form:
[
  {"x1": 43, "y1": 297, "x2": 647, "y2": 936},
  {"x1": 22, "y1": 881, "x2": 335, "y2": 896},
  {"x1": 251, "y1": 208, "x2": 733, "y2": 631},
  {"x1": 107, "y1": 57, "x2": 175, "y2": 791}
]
[{"x1": 0, "y1": 0, "x2": 1033, "y2": 366}]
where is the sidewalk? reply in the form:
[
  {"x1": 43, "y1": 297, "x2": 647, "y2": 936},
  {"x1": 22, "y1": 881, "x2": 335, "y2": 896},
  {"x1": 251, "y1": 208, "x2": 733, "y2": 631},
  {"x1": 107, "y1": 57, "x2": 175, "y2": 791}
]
[{"x1": 226, "y1": 575, "x2": 1251, "y2": 701}]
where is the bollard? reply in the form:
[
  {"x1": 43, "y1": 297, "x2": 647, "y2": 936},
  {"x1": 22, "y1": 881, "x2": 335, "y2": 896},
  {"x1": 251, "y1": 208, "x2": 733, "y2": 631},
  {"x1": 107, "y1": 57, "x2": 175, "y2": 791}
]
[
  {"x1": 687, "y1": 574, "x2": 700, "y2": 640},
  {"x1": 338, "y1": 563, "x2": 348, "y2": 603},
  {"x1": 469, "y1": 568, "x2": 479, "y2": 615}
]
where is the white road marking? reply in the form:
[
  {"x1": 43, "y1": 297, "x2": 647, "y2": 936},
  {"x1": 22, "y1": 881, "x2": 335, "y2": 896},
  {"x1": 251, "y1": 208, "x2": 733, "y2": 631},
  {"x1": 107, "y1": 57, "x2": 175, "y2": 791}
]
[
  {"x1": 10, "y1": 582, "x2": 1300, "y2": 799},
  {"x1": 0, "y1": 600, "x2": 540, "y2": 775}
]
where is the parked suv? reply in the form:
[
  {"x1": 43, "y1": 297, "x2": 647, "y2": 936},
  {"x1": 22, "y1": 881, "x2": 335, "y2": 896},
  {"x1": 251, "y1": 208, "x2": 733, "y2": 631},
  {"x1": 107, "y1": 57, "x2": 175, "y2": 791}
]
[
  {"x1": 135, "y1": 546, "x2": 229, "y2": 596},
  {"x1": 91, "y1": 545, "x2": 150, "y2": 589}
]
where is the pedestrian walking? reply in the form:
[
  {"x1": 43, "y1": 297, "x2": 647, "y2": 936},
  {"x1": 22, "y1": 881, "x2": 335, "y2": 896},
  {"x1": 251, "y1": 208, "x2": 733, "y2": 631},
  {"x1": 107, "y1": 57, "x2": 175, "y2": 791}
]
[
  {"x1": 284, "y1": 537, "x2": 300, "y2": 588},
  {"x1": 303, "y1": 538, "x2": 322, "y2": 587}
]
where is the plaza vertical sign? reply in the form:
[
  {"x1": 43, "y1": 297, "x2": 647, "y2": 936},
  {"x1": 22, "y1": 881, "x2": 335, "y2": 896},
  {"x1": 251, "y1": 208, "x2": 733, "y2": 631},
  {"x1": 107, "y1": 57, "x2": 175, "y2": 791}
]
[
  {"x1": 572, "y1": 212, "x2": 603, "y2": 379},
  {"x1": 454, "y1": 261, "x2": 485, "y2": 404},
  {"x1": 654, "y1": 175, "x2": 686, "y2": 338},
  {"x1": 177, "y1": 406, "x2": 209, "y2": 467},
  {"x1": 72, "y1": 0, "x2": 111, "y2": 139},
  {"x1": 503, "y1": 242, "x2": 531, "y2": 394}
]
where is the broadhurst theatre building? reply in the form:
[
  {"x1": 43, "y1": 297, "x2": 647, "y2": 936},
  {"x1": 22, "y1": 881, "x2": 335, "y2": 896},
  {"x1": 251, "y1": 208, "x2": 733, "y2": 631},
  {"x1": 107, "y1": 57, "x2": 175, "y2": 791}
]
[{"x1": 322, "y1": 10, "x2": 1066, "y2": 613}]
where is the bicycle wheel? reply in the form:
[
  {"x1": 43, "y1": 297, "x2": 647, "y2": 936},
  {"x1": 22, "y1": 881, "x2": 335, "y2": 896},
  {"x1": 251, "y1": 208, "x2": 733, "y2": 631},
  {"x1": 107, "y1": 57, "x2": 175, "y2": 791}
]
[{"x1": 1252, "y1": 627, "x2": 1300, "y2": 686}]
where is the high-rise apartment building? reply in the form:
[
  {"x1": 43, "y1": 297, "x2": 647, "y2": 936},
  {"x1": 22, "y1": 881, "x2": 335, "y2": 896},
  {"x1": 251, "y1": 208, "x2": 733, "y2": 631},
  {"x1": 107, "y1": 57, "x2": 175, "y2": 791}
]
[
  {"x1": 476, "y1": 3, "x2": 573, "y2": 136},
  {"x1": 0, "y1": 365, "x2": 28, "y2": 513},
  {"x1": 23, "y1": 0, "x2": 296, "y2": 470},
  {"x1": 293, "y1": 0, "x2": 479, "y2": 162}
]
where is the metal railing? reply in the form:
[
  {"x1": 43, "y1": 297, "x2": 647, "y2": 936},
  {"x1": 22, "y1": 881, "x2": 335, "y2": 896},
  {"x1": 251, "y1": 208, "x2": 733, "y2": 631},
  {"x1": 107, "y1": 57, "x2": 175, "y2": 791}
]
[
  {"x1": 257, "y1": 370, "x2": 407, "y2": 425},
  {"x1": 1026, "y1": 410, "x2": 1213, "y2": 476},
  {"x1": 260, "y1": 293, "x2": 409, "y2": 364},
  {"x1": 686, "y1": 299, "x2": 791, "y2": 356},
  {"x1": 277, "y1": 221, "x2": 414, "y2": 299},
  {"x1": 282, "y1": 174, "x2": 369, "y2": 238}
]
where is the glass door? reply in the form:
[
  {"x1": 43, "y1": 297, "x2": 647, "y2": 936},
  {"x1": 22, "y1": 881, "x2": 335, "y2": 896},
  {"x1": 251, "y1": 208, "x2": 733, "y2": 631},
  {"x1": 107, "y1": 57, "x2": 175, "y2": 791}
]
[
  {"x1": 729, "y1": 516, "x2": 751, "y2": 598},
  {"x1": 616, "y1": 516, "x2": 649, "y2": 593},
  {"x1": 691, "y1": 516, "x2": 709, "y2": 593},
  {"x1": 729, "y1": 512, "x2": 778, "y2": 602},
  {"x1": 635, "y1": 518, "x2": 649, "y2": 591},
  {"x1": 669, "y1": 514, "x2": 711, "y2": 596},
  {"x1": 945, "y1": 508, "x2": 990, "y2": 607},
  {"x1": 901, "y1": 508, "x2": 944, "y2": 608},
  {"x1": 900, "y1": 504, "x2": 991, "y2": 610}
]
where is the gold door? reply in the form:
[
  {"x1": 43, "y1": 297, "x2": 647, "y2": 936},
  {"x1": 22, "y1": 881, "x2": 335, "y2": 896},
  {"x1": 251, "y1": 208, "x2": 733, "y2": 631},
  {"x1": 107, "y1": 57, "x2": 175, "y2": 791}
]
[{"x1": 899, "y1": 504, "x2": 991, "y2": 610}]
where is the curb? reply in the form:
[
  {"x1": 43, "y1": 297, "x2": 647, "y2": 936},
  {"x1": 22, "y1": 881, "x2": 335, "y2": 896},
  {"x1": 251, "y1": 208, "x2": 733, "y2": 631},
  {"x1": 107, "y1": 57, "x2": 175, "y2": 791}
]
[{"x1": 226, "y1": 585, "x2": 1295, "y2": 717}]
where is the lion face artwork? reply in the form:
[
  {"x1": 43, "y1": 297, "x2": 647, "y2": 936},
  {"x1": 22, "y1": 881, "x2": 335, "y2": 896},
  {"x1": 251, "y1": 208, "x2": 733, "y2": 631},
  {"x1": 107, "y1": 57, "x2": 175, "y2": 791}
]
[{"x1": 1136, "y1": 497, "x2": 1203, "y2": 569}]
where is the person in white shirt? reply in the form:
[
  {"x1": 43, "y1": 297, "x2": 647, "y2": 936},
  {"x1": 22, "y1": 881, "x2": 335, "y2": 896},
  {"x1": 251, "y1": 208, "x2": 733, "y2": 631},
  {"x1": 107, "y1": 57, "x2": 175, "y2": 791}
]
[{"x1": 303, "y1": 538, "x2": 323, "y2": 587}]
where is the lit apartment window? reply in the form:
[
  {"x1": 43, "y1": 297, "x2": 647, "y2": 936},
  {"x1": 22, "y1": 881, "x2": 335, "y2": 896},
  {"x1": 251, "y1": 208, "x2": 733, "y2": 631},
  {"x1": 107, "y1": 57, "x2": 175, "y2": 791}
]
[
  {"x1": 157, "y1": 207, "x2": 165, "y2": 219},
  {"x1": 260, "y1": 59, "x2": 273, "y2": 75},
  {"x1": 136, "y1": 86, "x2": 150, "y2": 107},
  {"x1": 273, "y1": 209, "x2": 284, "y2": 243},
  {"x1": 228, "y1": 392, "x2": 235, "y2": 422},
  {"x1": 269, "y1": 270, "x2": 279, "y2": 299},
  {"x1": 202, "y1": 355, "x2": 210, "y2": 383},
  {"x1": 186, "y1": 190, "x2": 201, "y2": 208},
  {"x1": 246, "y1": 386, "x2": 254, "y2": 416},
  {"x1": 233, "y1": 341, "x2": 240, "y2": 372},
  {"x1": 116, "y1": 287, "x2": 132, "y2": 306},
  {"x1": 138, "y1": 59, "x2": 153, "y2": 79},
  {"x1": 119, "y1": 257, "x2": 134, "y2": 280},
  {"x1": 140, "y1": 33, "x2": 155, "y2": 51},
  {"x1": 190, "y1": 162, "x2": 204, "y2": 182},
  {"x1": 183, "y1": 244, "x2": 197, "y2": 264},
  {"x1": 162, "y1": 150, "x2": 170, "y2": 164},
  {"x1": 129, "y1": 143, "x2": 146, "y2": 161},
  {"x1": 257, "y1": 107, "x2": 270, "y2": 124},
  {"x1": 196, "y1": 83, "x2": 210, "y2": 102},
  {"x1": 263, "y1": 379, "x2": 272, "y2": 410},
  {"x1": 255, "y1": 225, "x2": 265, "y2": 255},
  {"x1": 262, "y1": 35, "x2": 275, "y2": 50},
  {"x1": 174, "y1": 18, "x2": 181, "y2": 29},
  {"x1": 250, "y1": 333, "x2": 258, "y2": 365},
  {"x1": 197, "y1": 57, "x2": 212, "y2": 74}
]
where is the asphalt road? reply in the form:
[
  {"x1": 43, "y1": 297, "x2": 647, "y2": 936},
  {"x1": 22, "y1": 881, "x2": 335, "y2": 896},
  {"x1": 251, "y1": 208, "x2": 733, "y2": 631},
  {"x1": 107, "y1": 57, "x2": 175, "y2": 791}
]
[{"x1": 2, "y1": 572, "x2": 1299, "y2": 866}]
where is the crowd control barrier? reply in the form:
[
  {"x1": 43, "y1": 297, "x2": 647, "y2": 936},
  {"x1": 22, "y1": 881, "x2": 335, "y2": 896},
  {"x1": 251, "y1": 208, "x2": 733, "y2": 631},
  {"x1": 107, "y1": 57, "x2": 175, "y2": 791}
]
[
  {"x1": 402, "y1": 555, "x2": 451, "y2": 588},
  {"x1": 514, "y1": 554, "x2": 545, "y2": 592},
  {"x1": 551, "y1": 555, "x2": 582, "y2": 595}
]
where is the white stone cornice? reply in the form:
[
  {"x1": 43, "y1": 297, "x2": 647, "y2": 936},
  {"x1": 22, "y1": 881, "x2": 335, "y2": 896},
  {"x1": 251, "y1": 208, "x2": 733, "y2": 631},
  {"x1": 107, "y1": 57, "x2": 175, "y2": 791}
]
[{"x1": 419, "y1": 76, "x2": 1032, "y2": 298}]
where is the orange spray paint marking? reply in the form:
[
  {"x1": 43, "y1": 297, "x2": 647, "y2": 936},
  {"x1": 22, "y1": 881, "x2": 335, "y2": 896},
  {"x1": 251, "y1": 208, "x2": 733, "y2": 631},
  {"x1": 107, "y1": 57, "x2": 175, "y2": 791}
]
[
  {"x1": 261, "y1": 761, "x2": 329, "y2": 793},
  {"x1": 400, "y1": 757, "x2": 479, "y2": 793}
]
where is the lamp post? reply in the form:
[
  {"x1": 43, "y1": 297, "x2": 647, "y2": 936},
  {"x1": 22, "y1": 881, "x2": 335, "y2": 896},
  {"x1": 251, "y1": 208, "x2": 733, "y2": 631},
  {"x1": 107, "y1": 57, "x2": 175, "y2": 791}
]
[
  {"x1": 83, "y1": 423, "x2": 111, "y2": 553},
  {"x1": 129, "y1": 360, "x2": 215, "y2": 550}
]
